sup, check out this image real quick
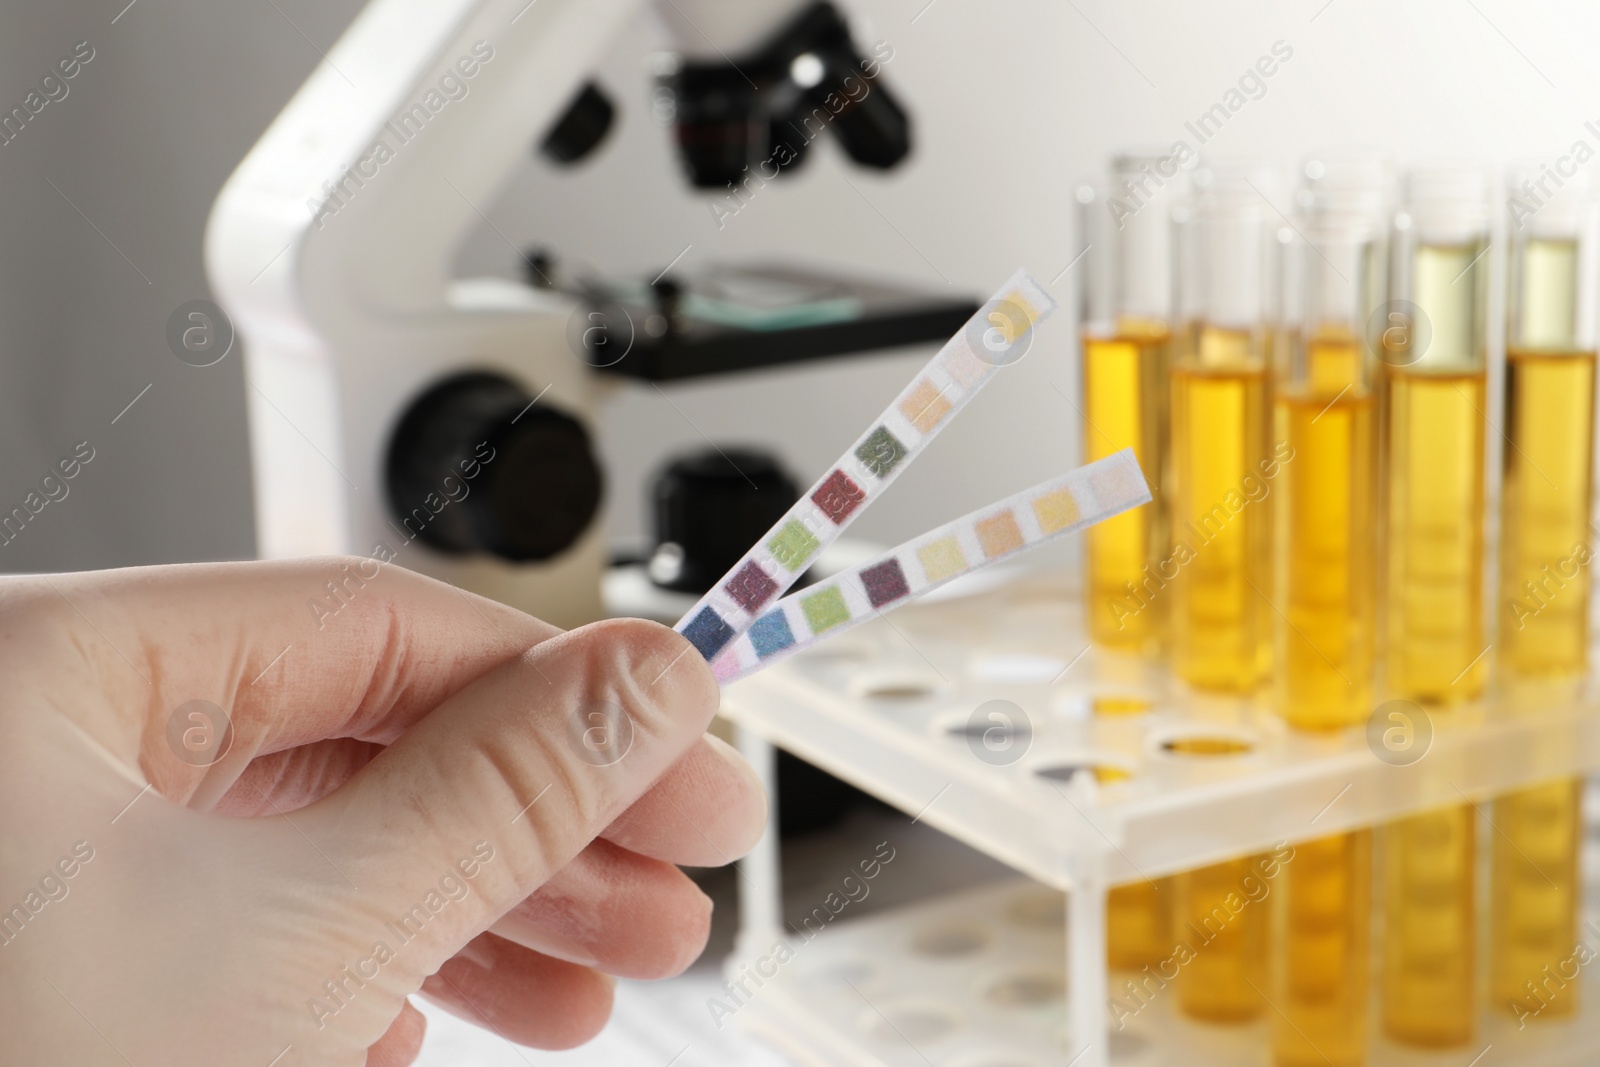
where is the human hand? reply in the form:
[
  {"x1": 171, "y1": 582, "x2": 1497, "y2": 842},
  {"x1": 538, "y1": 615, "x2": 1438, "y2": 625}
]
[{"x1": 0, "y1": 558, "x2": 766, "y2": 1066}]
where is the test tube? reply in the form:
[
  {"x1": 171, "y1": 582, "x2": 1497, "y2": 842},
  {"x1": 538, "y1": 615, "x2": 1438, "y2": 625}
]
[
  {"x1": 1078, "y1": 155, "x2": 1184, "y2": 971},
  {"x1": 1076, "y1": 152, "x2": 1183, "y2": 655},
  {"x1": 1267, "y1": 217, "x2": 1377, "y2": 1066},
  {"x1": 1274, "y1": 831, "x2": 1371, "y2": 1066},
  {"x1": 1382, "y1": 807, "x2": 1477, "y2": 1045},
  {"x1": 1168, "y1": 168, "x2": 1279, "y2": 1020},
  {"x1": 1499, "y1": 165, "x2": 1598, "y2": 677},
  {"x1": 1175, "y1": 853, "x2": 1271, "y2": 1022},
  {"x1": 1488, "y1": 163, "x2": 1599, "y2": 1022},
  {"x1": 1381, "y1": 166, "x2": 1491, "y2": 700},
  {"x1": 1491, "y1": 777, "x2": 1582, "y2": 1022},
  {"x1": 1299, "y1": 151, "x2": 1395, "y2": 341},
  {"x1": 1379, "y1": 166, "x2": 1491, "y2": 1048},
  {"x1": 1273, "y1": 215, "x2": 1378, "y2": 728},
  {"x1": 1299, "y1": 151, "x2": 1395, "y2": 219},
  {"x1": 1169, "y1": 161, "x2": 1279, "y2": 693}
]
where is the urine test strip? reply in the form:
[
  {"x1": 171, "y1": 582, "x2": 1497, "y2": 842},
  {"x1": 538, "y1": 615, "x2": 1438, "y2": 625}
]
[
  {"x1": 708, "y1": 449, "x2": 1150, "y2": 685},
  {"x1": 674, "y1": 269, "x2": 1057, "y2": 663}
]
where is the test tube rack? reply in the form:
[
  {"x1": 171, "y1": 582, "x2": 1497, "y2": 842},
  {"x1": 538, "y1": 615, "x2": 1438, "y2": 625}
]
[{"x1": 721, "y1": 571, "x2": 1600, "y2": 1067}]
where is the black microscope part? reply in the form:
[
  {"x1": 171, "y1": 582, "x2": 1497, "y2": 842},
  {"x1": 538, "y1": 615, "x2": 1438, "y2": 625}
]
[
  {"x1": 577, "y1": 264, "x2": 980, "y2": 382},
  {"x1": 659, "y1": 1, "x2": 911, "y2": 188},
  {"x1": 649, "y1": 447, "x2": 799, "y2": 593},
  {"x1": 385, "y1": 371, "x2": 603, "y2": 563},
  {"x1": 522, "y1": 247, "x2": 557, "y2": 289},
  {"x1": 539, "y1": 81, "x2": 617, "y2": 165}
]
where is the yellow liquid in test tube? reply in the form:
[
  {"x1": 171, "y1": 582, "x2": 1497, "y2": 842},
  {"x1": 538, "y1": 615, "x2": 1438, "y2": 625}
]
[
  {"x1": 1083, "y1": 321, "x2": 1170, "y2": 652},
  {"x1": 1275, "y1": 333, "x2": 1376, "y2": 729},
  {"x1": 1381, "y1": 237, "x2": 1488, "y2": 1048},
  {"x1": 1491, "y1": 234, "x2": 1595, "y2": 1021},
  {"x1": 1176, "y1": 854, "x2": 1271, "y2": 1021},
  {"x1": 1383, "y1": 805, "x2": 1477, "y2": 1045},
  {"x1": 1171, "y1": 325, "x2": 1272, "y2": 693},
  {"x1": 1491, "y1": 777, "x2": 1582, "y2": 1019},
  {"x1": 1091, "y1": 664, "x2": 1172, "y2": 969},
  {"x1": 1275, "y1": 831, "x2": 1371, "y2": 1067},
  {"x1": 1382, "y1": 363, "x2": 1488, "y2": 700},
  {"x1": 1270, "y1": 212, "x2": 1377, "y2": 1064},
  {"x1": 1500, "y1": 348, "x2": 1595, "y2": 672},
  {"x1": 1107, "y1": 878, "x2": 1171, "y2": 971}
]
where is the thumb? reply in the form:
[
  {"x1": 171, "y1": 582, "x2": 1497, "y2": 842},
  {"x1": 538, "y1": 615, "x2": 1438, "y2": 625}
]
[{"x1": 299, "y1": 617, "x2": 718, "y2": 974}]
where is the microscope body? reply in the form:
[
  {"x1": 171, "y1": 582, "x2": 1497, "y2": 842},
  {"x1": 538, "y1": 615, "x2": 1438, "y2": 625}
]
[
  {"x1": 209, "y1": 0, "x2": 657, "y2": 626},
  {"x1": 208, "y1": 0, "x2": 893, "y2": 626}
]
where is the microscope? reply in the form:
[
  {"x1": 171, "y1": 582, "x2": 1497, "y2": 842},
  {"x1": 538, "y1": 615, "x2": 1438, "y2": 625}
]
[{"x1": 207, "y1": 0, "x2": 971, "y2": 626}]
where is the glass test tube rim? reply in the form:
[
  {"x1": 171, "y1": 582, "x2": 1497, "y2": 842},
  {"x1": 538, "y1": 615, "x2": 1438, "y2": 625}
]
[
  {"x1": 1112, "y1": 146, "x2": 1199, "y2": 174},
  {"x1": 1180, "y1": 194, "x2": 1280, "y2": 334},
  {"x1": 1279, "y1": 212, "x2": 1376, "y2": 387},
  {"x1": 1196, "y1": 155, "x2": 1285, "y2": 195},
  {"x1": 1388, "y1": 165, "x2": 1492, "y2": 379},
  {"x1": 1397, "y1": 162, "x2": 1492, "y2": 243},
  {"x1": 1302, "y1": 147, "x2": 1394, "y2": 188},
  {"x1": 1505, "y1": 161, "x2": 1600, "y2": 346},
  {"x1": 1298, "y1": 151, "x2": 1396, "y2": 225},
  {"x1": 1506, "y1": 157, "x2": 1600, "y2": 236},
  {"x1": 1075, "y1": 164, "x2": 1184, "y2": 336}
]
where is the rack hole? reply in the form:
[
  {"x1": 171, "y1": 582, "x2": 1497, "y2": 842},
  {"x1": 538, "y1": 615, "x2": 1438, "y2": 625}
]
[
  {"x1": 852, "y1": 672, "x2": 944, "y2": 703},
  {"x1": 1092, "y1": 694, "x2": 1153, "y2": 717},
  {"x1": 860, "y1": 1002, "x2": 959, "y2": 1044},
  {"x1": 911, "y1": 924, "x2": 990, "y2": 959},
  {"x1": 802, "y1": 645, "x2": 868, "y2": 664},
  {"x1": 1034, "y1": 761, "x2": 1132, "y2": 785},
  {"x1": 865, "y1": 682, "x2": 936, "y2": 701},
  {"x1": 807, "y1": 957, "x2": 876, "y2": 988},
  {"x1": 1006, "y1": 889, "x2": 1065, "y2": 929},
  {"x1": 1159, "y1": 733, "x2": 1254, "y2": 757},
  {"x1": 944, "y1": 718, "x2": 1030, "y2": 742},
  {"x1": 984, "y1": 969, "x2": 1066, "y2": 1007}
]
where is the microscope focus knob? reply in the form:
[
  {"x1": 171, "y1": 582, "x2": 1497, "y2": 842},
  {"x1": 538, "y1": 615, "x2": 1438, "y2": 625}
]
[
  {"x1": 649, "y1": 448, "x2": 798, "y2": 593},
  {"x1": 385, "y1": 371, "x2": 603, "y2": 562}
]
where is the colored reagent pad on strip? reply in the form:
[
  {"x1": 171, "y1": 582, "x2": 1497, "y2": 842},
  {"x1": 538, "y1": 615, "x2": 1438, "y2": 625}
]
[
  {"x1": 674, "y1": 269, "x2": 1057, "y2": 662},
  {"x1": 708, "y1": 449, "x2": 1151, "y2": 685}
]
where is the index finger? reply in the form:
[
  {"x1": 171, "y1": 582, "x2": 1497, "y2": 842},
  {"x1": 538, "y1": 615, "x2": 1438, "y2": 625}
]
[{"x1": 9, "y1": 557, "x2": 560, "y2": 782}]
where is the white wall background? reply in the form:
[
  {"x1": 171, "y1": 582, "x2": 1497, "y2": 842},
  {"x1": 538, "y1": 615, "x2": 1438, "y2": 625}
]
[
  {"x1": 3, "y1": 0, "x2": 1599, "y2": 571},
  {"x1": 0, "y1": 0, "x2": 366, "y2": 570}
]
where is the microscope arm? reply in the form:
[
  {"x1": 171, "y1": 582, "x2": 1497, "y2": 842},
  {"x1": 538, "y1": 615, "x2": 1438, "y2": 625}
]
[{"x1": 204, "y1": 0, "x2": 824, "y2": 624}]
